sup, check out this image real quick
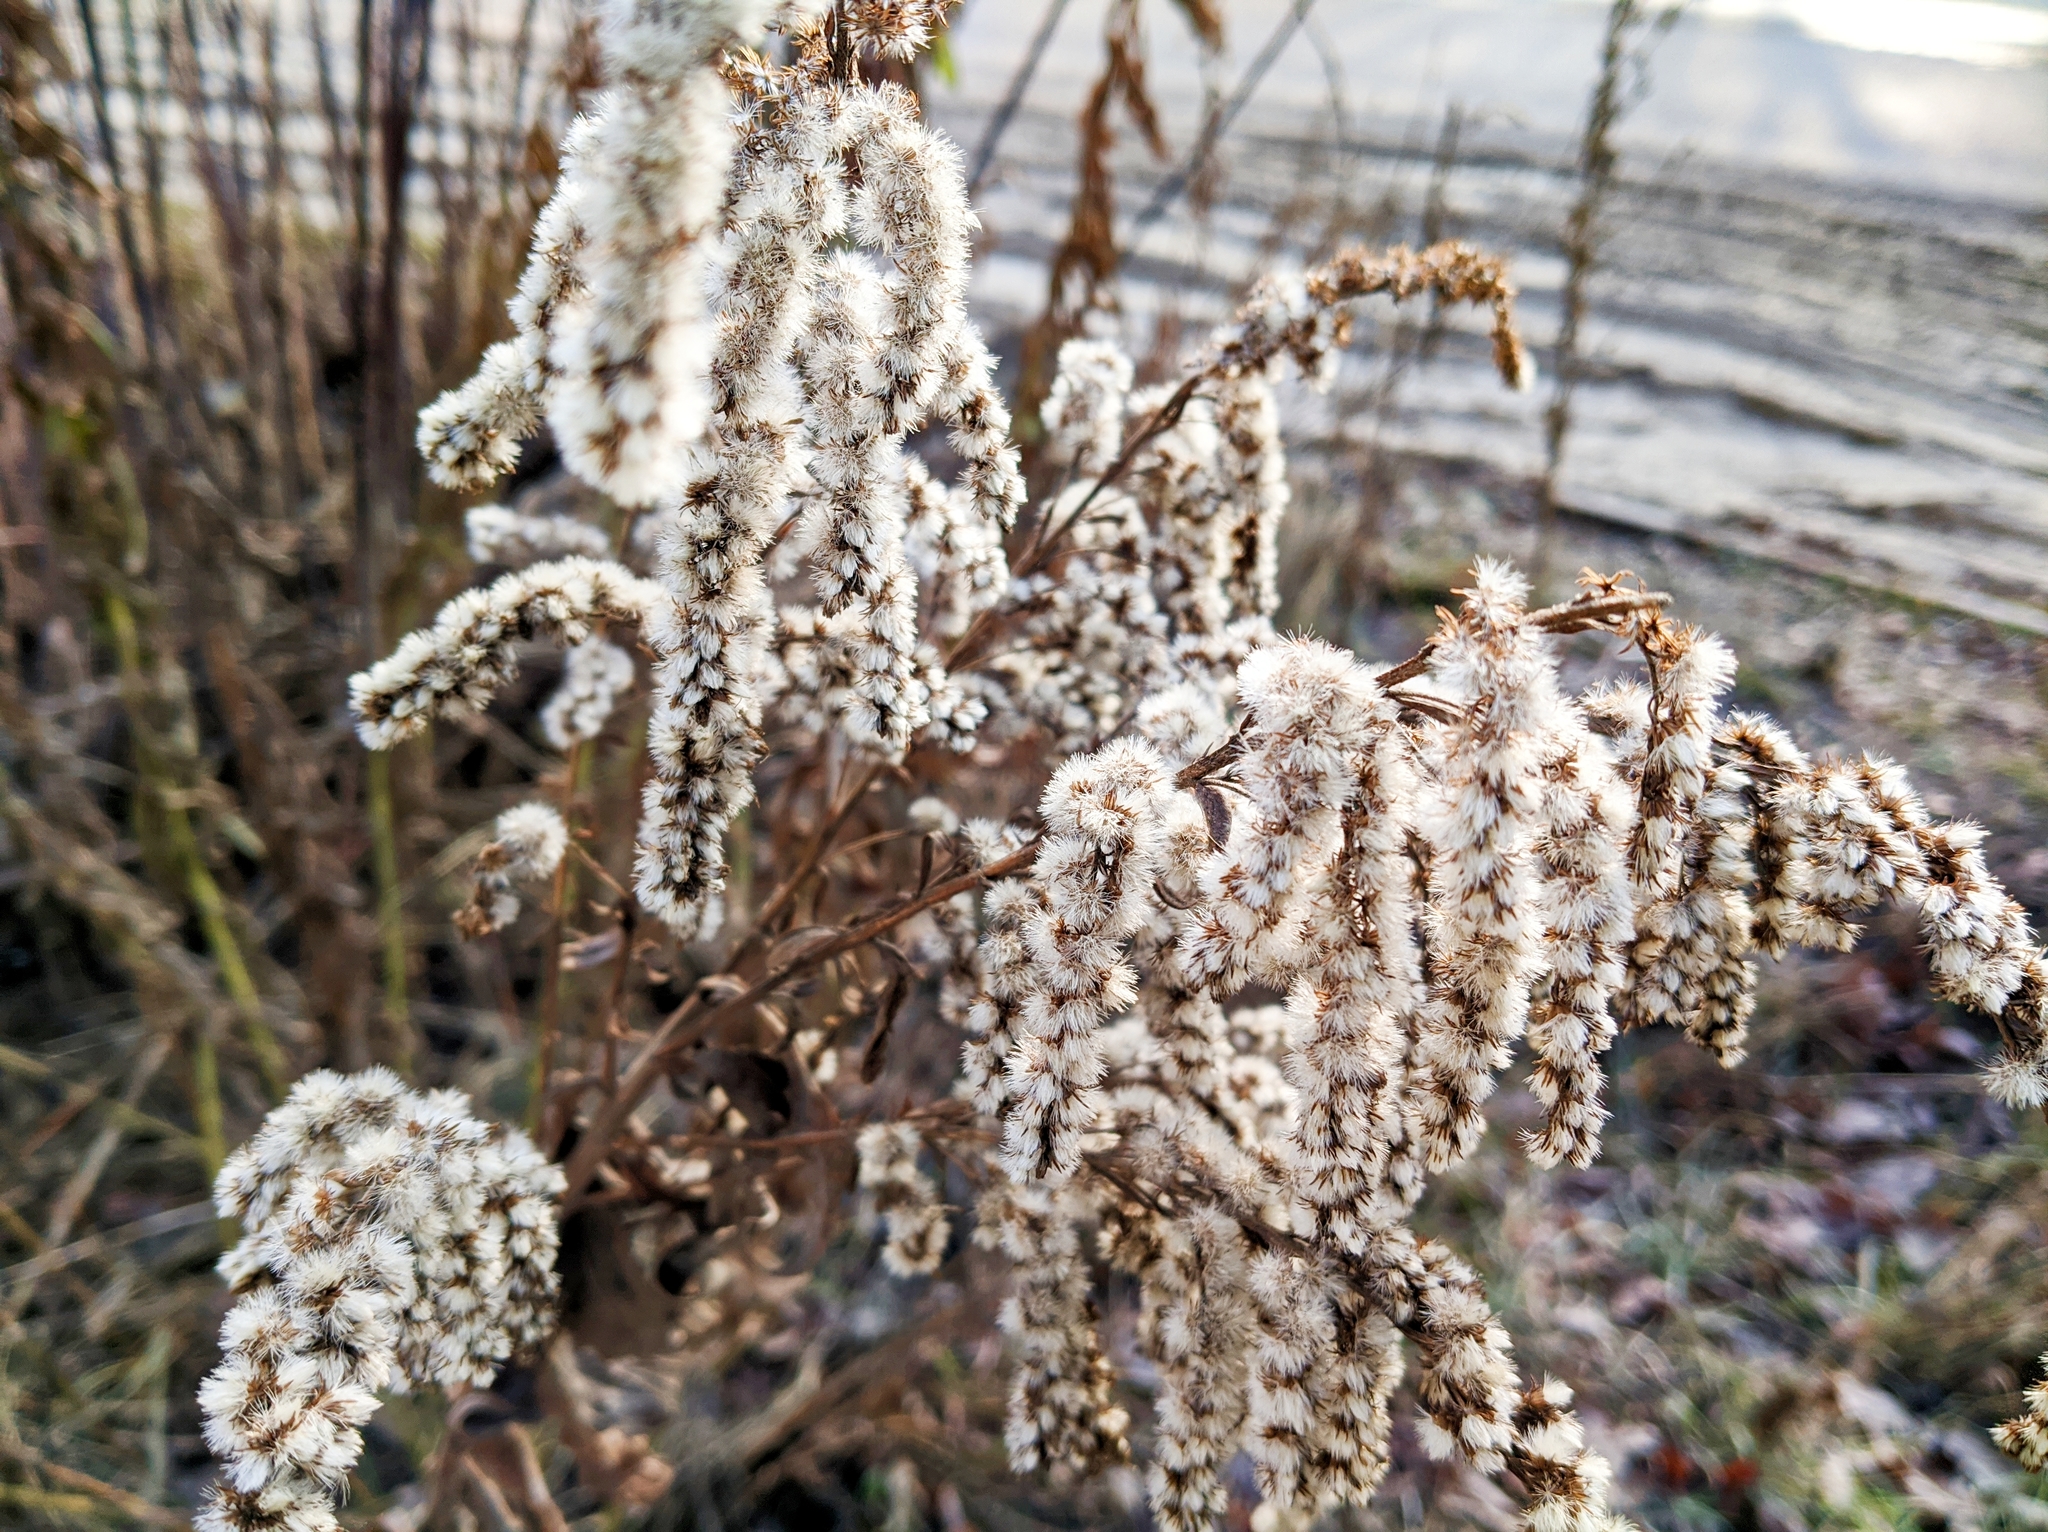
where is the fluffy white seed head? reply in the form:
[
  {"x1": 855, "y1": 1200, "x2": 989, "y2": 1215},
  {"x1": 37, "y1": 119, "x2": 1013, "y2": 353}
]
[
  {"x1": 349, "y1": 559, "x2": 667, "y2": 749},
  {"x1": 1180, "y1": 640, "x2": 1390, "y2": 993},
  {"x1": 542, "y1": 637, "x2": 637, "y2": 750},
  {"x1": 1409, "y1": 562, "x2": 1566, "y2": 1173},
  {"x1": 197, "y1": 1072, "x2": 561, "y2": 1532},
  {"x1": 1002, "y1": 739, "x2": 1174, "y2": 1184},
  {"x1": 465, "y1": 505, "x2": 612, "y2": 568},
  {"x1": 856, "y1": 1122, "x2": 949, "y2": 1276},
  {"x1": 544, "y1": 0, "x2": 784, "y2": 503},
  {"x1": 379, "y1": 29, "x2": 2048, "y2": 1522}
]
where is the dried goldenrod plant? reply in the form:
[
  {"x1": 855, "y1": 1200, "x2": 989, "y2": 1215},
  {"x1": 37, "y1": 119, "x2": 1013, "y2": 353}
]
[{"x1": 172, "y1": 3, "x2": 2048, "y2": 1528}]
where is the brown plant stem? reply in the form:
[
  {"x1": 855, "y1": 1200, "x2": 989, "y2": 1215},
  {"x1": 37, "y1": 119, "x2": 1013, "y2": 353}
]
[
  {"x1": 965, "y1": 0, "x2": 1075, "y2": 196},
  {"x1": 1537, "y1": 0, "x2": 1676, "y2": 589},
  {"x1": 532, "y1": 742, "x2": 584, "y2": 1135},
  {"x1": 105, "y1": 591, "x2": 288, "y2": 1100},
  {"x1": 729, "y1": 758, "x2": 883, "y2": 964},
  {"x1": 1126, "y1": 0, "x2": 1317, "y2": 238},
  {"x1": 367, "y1": 749, "x2": 413, "y2": 1072},
  {"x1": 560, "y1": 837, "x2": 1042, "y2": 1204},
  {"x1": 0, "y1": 1438, "x2": 189, "y2": 1530}
]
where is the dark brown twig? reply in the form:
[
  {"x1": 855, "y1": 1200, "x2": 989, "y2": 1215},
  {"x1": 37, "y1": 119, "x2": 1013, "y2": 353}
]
[{"x1": 560, "y1": 838, "x2": 1042, "y2": 1203}]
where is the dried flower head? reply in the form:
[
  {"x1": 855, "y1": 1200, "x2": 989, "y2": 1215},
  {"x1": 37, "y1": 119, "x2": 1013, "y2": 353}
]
[
  {"x1": 348, "y1": 559, "x2": 666, "y2": 749},
  {"x1": 454, "y1": 803, "x2": 570, "y2": 938},
  {"x1": 200, "y1": 1071, "x2": 563, "y2": 1532}
]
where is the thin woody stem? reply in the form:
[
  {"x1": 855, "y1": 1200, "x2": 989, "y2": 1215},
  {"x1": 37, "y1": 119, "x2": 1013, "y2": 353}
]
[
  {"x1": 1370, "y1": 588, "x2": 1671, "y2": 693},
  {"x1": 560, "y1": 837, "x2": 1042, "y2": 1203},
  {"x1": 729, "y1": 757, "x2": 883, "y2": 965},
  {"x1": 1174, "y1": 731, "x2": 1244, "y2": 790},
  {"x1": 531, "y1": 743, "x2": 583, "y2": 1137}
]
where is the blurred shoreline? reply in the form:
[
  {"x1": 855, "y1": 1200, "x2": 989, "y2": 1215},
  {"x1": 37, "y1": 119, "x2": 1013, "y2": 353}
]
[
  {"x1": 933, "y1": 0, "x2": 2048, "y2": 632},
  {"x1": 938, "y1": 0, "x2": 2048, "y2": 205}
]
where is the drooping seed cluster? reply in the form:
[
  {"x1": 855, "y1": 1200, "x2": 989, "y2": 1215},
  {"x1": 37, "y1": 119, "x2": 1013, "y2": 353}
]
[
  {"x1": 961, "y1": 877, "x2": 1039, "y2": 1117},
  {"x1": 1627, "y1": 618, "x2": 1738, "y2": 903},
  {"x1": 631, "y1": 85, "x2": 841, "y2": 937},
  {"x1": 978, "y1": 1182, "x2": 1129, "y2": 1476},
  {"x1": 1213, "y1": 374, "x2": 1288, "y2": 623},
  {"x1": 952, "y1": 560, "x2": 2048, "y2": 1528},
  {"x1": 546, "y1": 0, "x2": 783, "y2": 504},
  {"x1": 1524, "y1": 703, "x2": 1634, "y2": 1165},
  {"x1": 1133, "y1": 390, "x2": 1231, "y2": 647},
  {"x1": 1181, "y1": 642, "x2": 1394, "y2": 994},
  {"x1": 542, "y1": 637, "x2": 637, "y2": 750},
  {"x1": 624, "y1": 53, "x2": 1016, "y2": 935},
  {"x1": 348, "y1": 558, "x2": 665, "y2": 749},
  {"x1": 1409, "y1": 564, "x2": 1572, "y2": 1174},
  {"x1": 796, "y1": 253, "x2": 929, "y2": 752},
  {"x1": 417, "y1": 118, "x2": 594, "y2": 492},
  {"x1": 999, "y1": 739, "x2": 1172, "y2": 1185},
  {"x1": 1209, "y1": 242, "x2": 1533, "y2": 393},
  {"x1": 1286, "y1": 707, "x2": 1423, "y2": 1244},
  {"x1": 418, "y1": 0, "x2": 790, "y2": 503},
  {"x1": 453, "y1": 803, "x2": 570, "y2": 939},
  {"x1": 199, "y1": 1070, "x2": 562, "y2": 1532},
  {"x1": 372, "y1": 3, "x2": 1526, "y2": 942},
  {"x1": 1132, "y1": 704, "x2": 1233, "y2": 1108},
  {"x1": 1112, "y1": 1203, "x2": 1255, "y2": 1532},
  {"x1": 854, "y1": 1121, "x2": 948, "y2": 1276},
  {"x1": 1619, "y1": 749, "x2": 1757, "y2": 1063},
  {"x1": 903, "y1": 455, "x2": 1006, "y2": 642}
]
